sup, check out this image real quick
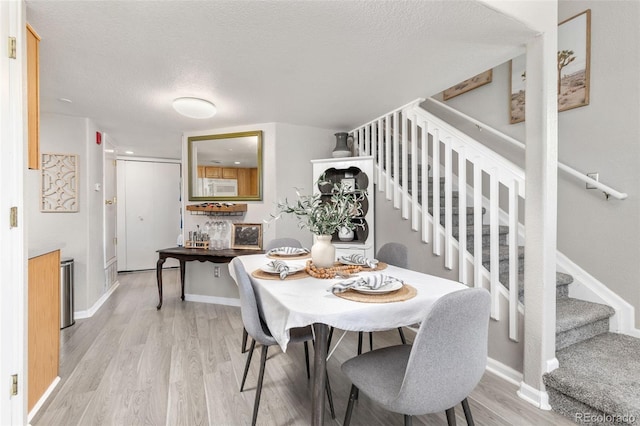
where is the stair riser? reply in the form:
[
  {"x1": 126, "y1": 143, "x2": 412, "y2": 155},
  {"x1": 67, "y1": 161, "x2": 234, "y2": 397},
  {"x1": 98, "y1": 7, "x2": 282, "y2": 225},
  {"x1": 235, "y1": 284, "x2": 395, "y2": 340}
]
[
  {"x1": 556, "y1": 318, "x2": 610, "y2": 351},
  {"x1": 482, "y1": 256, "x2": 525, "y2": 274},
  {"x1": 438, "y1": 213, "x2": 477, "y2": 227},
  {"x1": 463, "y1": 233, "x2": 508, "y2": 252},
  {"x1": 547, "y1": 389, "x2": 615, "y2": 426}
]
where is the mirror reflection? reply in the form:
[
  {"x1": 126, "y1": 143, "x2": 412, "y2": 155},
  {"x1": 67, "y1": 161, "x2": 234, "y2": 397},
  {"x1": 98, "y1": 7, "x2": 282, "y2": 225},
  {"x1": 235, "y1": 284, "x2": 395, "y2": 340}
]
[{"x1": 188, "y1": 131, "x2": 262, "y2": 201}]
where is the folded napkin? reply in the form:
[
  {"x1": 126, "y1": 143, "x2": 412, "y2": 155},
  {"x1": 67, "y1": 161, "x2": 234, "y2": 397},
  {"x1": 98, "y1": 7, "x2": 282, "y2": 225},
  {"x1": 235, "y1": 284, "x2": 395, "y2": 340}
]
[
  {"x1": 267, "y1": 246, "x2": 310, "y2": 256},
  {"x1": 340, "y1": 253, "x2": 379, "y2": 269},
  {"x1": 328, "y1": 273, "x2": 403, "y2": 294},
  {"x1": 267, "y1": 260, "x2": 290, "y2": 280}
]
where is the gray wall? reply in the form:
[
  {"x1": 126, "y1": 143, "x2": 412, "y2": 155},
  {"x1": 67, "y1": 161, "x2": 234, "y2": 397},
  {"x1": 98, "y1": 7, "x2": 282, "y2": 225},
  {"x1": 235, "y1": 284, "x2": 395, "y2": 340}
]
[
  {"x1": 26, "y1": 113, "x2": 106, "y2": 312},
  {"x1": 182, "y1": 122, "x2": 337, "y2": 299},
  {"x1": 419, "y1": 1, "x2": 640, "y2": 328}
]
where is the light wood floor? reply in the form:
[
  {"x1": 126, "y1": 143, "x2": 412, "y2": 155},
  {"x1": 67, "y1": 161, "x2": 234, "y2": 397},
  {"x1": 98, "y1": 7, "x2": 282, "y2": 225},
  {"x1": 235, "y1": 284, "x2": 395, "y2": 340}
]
[{"x1": 31, "y1": 269, "x2": 576, "y2": 426}]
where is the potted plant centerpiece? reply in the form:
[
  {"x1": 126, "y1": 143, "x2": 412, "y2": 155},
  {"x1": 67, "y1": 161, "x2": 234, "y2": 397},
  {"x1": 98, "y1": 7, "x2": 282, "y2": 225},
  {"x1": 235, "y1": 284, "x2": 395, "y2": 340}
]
[{"x1": 277, "y1": 177, "x2": 364, "y2": 268}]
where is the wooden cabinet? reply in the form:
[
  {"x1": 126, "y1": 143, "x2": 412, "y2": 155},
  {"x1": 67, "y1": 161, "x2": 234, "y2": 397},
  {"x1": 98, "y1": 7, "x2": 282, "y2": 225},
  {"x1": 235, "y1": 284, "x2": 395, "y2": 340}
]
[
  {"x1": 27, "y1": 24, "x2": 41, "y2": 170},
  {"x1": 237, "y1": 167, "x2": 258, "y2": 197},
  {"x1": 197, "y1": 166, "x2": 205, "y2": 178},
  {"x1": 222, "y1": 167, "x2": 237, "y2": 179},
  {"x1": 312, "y1": 157, "x2": 375, "y2": 258},
  {"x1": 204, "y1": 166, "x2": 221, "y2": 178},
  {"x1": 28, "y1": 250, "x2": 60, "y2": 411}
]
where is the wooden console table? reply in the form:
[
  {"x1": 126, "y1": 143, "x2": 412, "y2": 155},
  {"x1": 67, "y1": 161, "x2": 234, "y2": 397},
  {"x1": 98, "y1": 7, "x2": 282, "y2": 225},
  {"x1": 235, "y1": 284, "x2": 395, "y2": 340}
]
[{"x1": 156, "y1": 247, "x2": 262, "y2": 309}]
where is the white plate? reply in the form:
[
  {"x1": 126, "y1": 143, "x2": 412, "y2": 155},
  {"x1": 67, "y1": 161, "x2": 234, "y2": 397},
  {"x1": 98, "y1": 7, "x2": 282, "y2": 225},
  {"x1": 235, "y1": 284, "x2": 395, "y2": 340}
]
[
  {"x1": 268, "y1": 248, "x2": 310, "y2": 257},
  {"x1": 260, "y1": 264, "x2": 305, "y2": 274},
  {"x1": 353, "y1": 281, "x2": 403, "y2": 294}
]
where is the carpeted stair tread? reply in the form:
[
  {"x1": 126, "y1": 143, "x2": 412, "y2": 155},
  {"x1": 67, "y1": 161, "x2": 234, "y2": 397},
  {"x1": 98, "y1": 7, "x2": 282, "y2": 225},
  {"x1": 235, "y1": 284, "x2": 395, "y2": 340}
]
[
  {"x1": 427, "y1": 206, "x2": 485, "y2": 216},
  {"x1": 556, "y1": 298, "x2": 615, "y2": 334},
  {"x1": 543, "y1": 333, "x2": 640, "y2": 422},
  {"x1": 481, "y1": 244, "x2": 525, "y2": 263},
  {"x1": 451, "y1": 224, "x2": 509, "y2": 239},
  {"x1": 500, "y1": 272, "x2": 573, "y2": 303}
]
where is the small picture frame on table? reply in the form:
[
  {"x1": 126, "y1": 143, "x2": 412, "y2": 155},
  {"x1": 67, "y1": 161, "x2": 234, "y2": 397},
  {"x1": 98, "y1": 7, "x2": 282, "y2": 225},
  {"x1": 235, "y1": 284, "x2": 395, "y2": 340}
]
[
  {"x1": 231, "y1": 223, "x2": 263, "y2": 250},
  {"x1": 341, "y1": 178, "x2": 356, "y2": 192}
]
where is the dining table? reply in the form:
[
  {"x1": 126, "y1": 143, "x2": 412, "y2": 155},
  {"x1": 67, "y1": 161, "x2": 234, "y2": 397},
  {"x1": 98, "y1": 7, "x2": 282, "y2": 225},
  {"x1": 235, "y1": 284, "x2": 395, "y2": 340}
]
[{"x1": 229, "y1": 253, "x2": 468, "y2": 425}]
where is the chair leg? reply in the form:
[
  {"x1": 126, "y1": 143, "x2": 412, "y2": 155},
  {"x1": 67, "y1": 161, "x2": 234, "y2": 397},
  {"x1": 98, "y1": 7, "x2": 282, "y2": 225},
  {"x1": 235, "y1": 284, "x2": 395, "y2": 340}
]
[
  {"x1": 343, "y1": 384, "x2": 358, "y2": 426},
  {"x1": 327, "y1": 326, "x2": 334, "y2": 348},
  {"x1": 398, "y1": 327, "x2": 407, "y2": 344},
  {"x1": 461, "y1": 398, "x2": 474, "y2": 426},
  {"x1": 368, "y1": 332, "x2": 373, "y2": 351},
  {"x1": 240, "y1": 339, "x2": 256, "y2": 391},
  {"x1": 404, "y1": 414, "x2": 413, "y2": 426},
  {"x1": 325, "y1": 371, "x2": 335, "y2": 419},
  {"x1": 357, "y1": 331, "x2": 363, "y2": 355},
  {"x1": 445, "y1": 407, "x2": 457, "y2": 426},
  {"x1": 241, "y1": 328, "x2": 249, "y2": 353},
  {"x1": 303, "y1": 341, "x2": 310, "y2": 379},
  {"x1": 251, "y1": 345, "x2": 269, "y2": 426}
]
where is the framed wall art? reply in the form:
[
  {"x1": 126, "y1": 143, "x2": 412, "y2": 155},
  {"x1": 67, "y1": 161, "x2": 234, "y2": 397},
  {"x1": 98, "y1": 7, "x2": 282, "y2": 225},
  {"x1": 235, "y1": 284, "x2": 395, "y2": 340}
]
[
  {"x1": 558, "y1": 9, "x2": 591, "y2": 112},
  {"x1": 231, "y1": 223, "x2": 263, "y2": 250},
  {"x1": 41, "y1": 153, "x2": 79, "y2": 212},
  {"x1": 443, "y1": 69, "x2": 493, "y2": 101},
  {"x1": 509, "y1": 9, "x2": 591, "y2": 123}
]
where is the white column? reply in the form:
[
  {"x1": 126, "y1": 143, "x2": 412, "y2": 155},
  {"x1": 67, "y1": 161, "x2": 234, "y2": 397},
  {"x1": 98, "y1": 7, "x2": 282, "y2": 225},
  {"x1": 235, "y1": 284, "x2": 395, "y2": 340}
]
[{"x1": 518, "y1": 17, "x2": 559, "y2": 409}]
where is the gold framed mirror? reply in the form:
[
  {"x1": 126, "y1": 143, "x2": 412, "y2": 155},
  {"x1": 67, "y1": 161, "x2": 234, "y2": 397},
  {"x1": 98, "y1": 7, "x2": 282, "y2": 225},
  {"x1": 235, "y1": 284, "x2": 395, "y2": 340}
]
[{"x1": 188, "y1": 131, "x2": 263, "y2": 201}]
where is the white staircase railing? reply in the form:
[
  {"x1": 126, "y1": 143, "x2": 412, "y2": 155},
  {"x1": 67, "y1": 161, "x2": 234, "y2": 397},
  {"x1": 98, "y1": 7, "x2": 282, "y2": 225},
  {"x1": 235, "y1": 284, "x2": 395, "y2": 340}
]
[{"x1": 350, "y1": 98, "x2": 525, "y2": 341}]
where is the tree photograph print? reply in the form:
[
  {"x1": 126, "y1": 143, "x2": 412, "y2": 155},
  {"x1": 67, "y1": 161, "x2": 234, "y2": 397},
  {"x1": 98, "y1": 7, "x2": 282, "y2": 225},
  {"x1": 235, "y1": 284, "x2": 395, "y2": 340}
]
[{"x1": 509, "y1": 9, "x2": 591, "y2": 123}]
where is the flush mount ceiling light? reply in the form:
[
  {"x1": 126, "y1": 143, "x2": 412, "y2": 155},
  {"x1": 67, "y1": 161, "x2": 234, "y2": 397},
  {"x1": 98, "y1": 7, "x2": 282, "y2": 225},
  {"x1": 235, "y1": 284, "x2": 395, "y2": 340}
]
[{"x1": 172, "y1": 97, "x2": 217, "y2": 119}]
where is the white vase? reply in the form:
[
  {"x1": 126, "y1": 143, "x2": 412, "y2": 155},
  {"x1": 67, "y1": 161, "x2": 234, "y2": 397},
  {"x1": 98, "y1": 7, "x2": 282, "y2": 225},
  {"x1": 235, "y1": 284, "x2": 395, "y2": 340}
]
[
  {"x1": 338, "y1": 226, "x2": 354, "y2": 241},
  {"x1": 311, "y1": 235, "x2": 336, "y2": 268}
]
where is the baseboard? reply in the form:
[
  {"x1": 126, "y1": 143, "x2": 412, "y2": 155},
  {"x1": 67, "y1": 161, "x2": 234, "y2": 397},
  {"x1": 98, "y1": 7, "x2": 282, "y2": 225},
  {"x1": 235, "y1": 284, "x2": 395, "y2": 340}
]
[
  {"x1": 74, "y1": 280, "x2": 120, "y2": 320},
  {"x1": 27, "y1": 376, "x2": 60, "y2": 422},
  {"x1": 486, "y1": 357, "x2": 523, "y2": 386},
  {"x1": 517, "y1": 381, "x2": 551, "y2": 410},
  {"x1": 556, "y1": 251, "x2": 636, "y2": 334},
  {"x1": 184, "y1": 293, "x2": 240, "y2": 307}
]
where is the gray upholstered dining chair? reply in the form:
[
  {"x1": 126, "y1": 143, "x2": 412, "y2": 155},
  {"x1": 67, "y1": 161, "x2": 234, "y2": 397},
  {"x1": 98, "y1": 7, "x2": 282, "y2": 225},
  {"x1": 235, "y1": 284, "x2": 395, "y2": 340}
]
[
  {"x1": 241, "y1": 237, "x2": 303, "y2": 353},
  {"x1": 357, "y1": 242, "x2": 409, "y2": 354},
  {"x1": 341, "y1": 287, "x2": 491, "y2": 426},
  {"x1": 264, "y1": 237, "x2": 303, "y2": 251},
  {"x1": 231, "y1": 258, "x2": 335, "y2": 425}
]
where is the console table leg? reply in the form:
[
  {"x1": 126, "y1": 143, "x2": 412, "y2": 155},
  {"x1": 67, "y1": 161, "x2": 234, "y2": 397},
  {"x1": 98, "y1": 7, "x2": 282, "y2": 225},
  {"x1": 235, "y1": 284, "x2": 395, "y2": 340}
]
[
  {"x1": 156, "y1": 257, "x2": 166, "y2": 309},
  {"x1": 180, "y1": 260, "x2": 186, "y2": 301}
]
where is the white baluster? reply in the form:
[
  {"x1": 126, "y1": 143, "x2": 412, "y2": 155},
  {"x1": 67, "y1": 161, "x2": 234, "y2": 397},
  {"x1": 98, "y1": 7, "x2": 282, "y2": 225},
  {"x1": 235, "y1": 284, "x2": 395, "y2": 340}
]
[
  {"x1": 421, "y1": 119, "x2": 430, "y2": 243},
  {"x1": 393, "y1": 111, "x2": 400, "y2": 209},
  {"x1": 444, "y1": 137, "x2": 453, "y2": 270},
  {"x1": 432, "y1": 128, "x2": 441, "y2": 256},
  {"x1": 489, "y1": 168, "x2": 500, "y2": 321},
  {"x1": 377, "y1": 118, "x2": 383, "y2": 189},
  {"x1": 385, "y1": 115, "x2": 392, "y2": 200},
  {"x1": 458, "y1": 146, "x2": 467, "y2": 284},
  {"x1": 473, "y1": 162, "x2": 482, "y2": 288},
  {"x1": 401, "y1": 112, "x2": 409, "y2": 219},
  {"x1": 509, "y1": 179, "x2": 519, "y2": 341},
  {"x1": 411, "y1": 114, "x2": 419, "y2": 231}
]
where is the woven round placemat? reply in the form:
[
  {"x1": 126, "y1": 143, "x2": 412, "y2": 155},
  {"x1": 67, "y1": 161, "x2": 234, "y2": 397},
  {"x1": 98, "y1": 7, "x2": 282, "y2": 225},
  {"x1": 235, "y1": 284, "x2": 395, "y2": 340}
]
[
  {"x1": 266, "y1": 253, "x2": 311, "y2": 260},
  {"x1": 334, "y1": 284, "x2": 417, "y2": 303},
  {"x1": 251, "y1": 269, "x2": 310, "y2": 281}
]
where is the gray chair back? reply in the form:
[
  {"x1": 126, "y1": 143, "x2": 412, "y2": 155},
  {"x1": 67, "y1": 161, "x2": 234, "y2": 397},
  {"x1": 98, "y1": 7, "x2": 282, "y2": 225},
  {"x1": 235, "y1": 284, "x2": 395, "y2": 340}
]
[
  {"x1": 264, "y1": 238, "x2": 303, "y2": 251},
  {"x1": 231, "y1": 257, "x2": 277, "y2": 347},
  {"x1": 394, "y1": 288, "x2": 490, "y2": 415},
  {"x1": 376, "y1": 242, "x2": 408, "y2": 269}
]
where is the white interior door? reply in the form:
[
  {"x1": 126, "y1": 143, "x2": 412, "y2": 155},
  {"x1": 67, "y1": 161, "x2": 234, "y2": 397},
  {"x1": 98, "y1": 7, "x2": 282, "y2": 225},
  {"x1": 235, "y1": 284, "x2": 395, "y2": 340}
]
[
  {"x1": 117, "y1": 160, "x2": 181, "y2": 271},
  {"x1": 103, "y1": 138, "x2": 117, "y2": 267}
]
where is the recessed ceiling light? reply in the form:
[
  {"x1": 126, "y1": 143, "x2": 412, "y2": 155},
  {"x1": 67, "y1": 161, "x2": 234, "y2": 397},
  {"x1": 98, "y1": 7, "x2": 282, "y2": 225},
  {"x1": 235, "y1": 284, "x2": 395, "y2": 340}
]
[
  {"x1": 58, "y1": 98, "x2": 72, "y2": 103},
  {"x1": 172, "y1": 97, "x2": 217, "y2": 119},
  {"x1": 234, "y1": 161, "x2": 241, "y2": 165},
  {"x1": 125, "y1": 150, "x2": 134, "y2": 155},
  {"x1": 104, "y1": 149, "x2": 115, "y2": 153}
]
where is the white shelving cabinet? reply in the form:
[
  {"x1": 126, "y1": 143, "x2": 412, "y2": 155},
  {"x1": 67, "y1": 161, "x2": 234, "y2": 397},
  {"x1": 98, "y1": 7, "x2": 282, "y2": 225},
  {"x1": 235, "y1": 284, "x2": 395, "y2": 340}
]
[{"x1": 311, "y1": 156, "x2": 375, "y2": 259}]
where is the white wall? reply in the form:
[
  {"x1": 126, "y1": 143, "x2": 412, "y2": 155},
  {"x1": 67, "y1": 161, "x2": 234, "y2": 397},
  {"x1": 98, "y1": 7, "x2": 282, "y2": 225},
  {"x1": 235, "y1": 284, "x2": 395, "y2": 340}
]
[
  {"x1": 27, "y1": 113, "x2": 106, "y2": 312},
  {"x1": 425, "y1": 1, "x2": 640, "y2": 327},
  {"x1": 180, "y1": 122, "x2": 336, "y2": 300}
]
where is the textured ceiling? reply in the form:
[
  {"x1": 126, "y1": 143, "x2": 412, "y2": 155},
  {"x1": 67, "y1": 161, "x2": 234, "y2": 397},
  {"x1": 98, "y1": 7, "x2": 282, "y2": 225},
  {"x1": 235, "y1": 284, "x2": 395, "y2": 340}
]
[{"x1": 26, "y1": 1, "x2": 535, "y2": 159}]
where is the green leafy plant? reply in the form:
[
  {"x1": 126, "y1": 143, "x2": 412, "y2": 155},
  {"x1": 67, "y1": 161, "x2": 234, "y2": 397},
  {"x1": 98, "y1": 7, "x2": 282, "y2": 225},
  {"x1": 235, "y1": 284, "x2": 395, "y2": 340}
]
[{"x1": 276, "y1": 177, "x2": 365, "y2": 236}]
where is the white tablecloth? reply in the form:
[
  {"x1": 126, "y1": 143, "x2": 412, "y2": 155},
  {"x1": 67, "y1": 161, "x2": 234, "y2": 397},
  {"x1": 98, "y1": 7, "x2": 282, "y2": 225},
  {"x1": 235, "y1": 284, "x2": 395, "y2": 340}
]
[{"x1": 230, "y1": 253, "x2": 467, "y2": 351}]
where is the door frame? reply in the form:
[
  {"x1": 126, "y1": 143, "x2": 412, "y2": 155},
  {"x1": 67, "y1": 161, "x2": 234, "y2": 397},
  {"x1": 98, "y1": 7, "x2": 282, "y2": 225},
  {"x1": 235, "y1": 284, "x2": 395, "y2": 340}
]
[{"x1": 0, "y1": 1, "x2": 27, "y2": 423}]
